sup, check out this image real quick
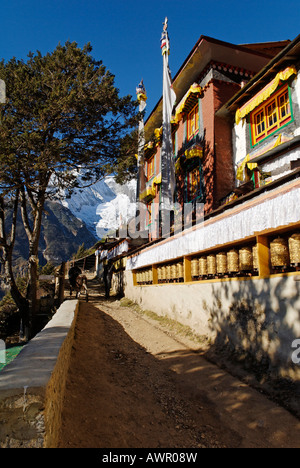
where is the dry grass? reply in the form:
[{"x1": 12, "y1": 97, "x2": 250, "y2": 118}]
[{"x1": 119, "y1": 297, "x2": 208, "y2": 346}]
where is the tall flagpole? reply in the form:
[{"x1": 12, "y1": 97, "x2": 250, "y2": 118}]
[
  {"x1": 135, "y1": 79, "x2": 147, "y2": 230},
  {"x1": 136, "y1": 79, "x2": 147, "y2": 201},
  {"x1": 160, "y1": 18, "x2": 176, "y2": 234}
]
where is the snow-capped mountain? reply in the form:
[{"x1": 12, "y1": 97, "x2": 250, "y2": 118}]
[{"x1": 61, "y1": 176, "x2": 137, "y2": 239}]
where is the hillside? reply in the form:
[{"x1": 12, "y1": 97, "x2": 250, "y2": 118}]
[
  {"x1": 0, "y1": 201, "x2": 97, "y2": 299},
  {"x1": 0, "y1": 175, "x2": 136, "y2": 299}
]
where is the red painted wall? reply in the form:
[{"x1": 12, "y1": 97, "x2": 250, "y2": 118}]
[{"x1": 202, "y1": 79, "x2": 240, "y2": 212}]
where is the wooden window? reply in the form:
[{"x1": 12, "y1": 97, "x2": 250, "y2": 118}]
[
  {"x1": 250, "y1": 84, "x2": 292, "y2": 146},
  {"x1": 254, "y1": 109, "x2": 265, "y2": 140},
  {"x1": 187, "y1": 103, "x2": 199, "y2": 140},
  {"x1": 147, "y1": 156, "x2": 155, "y2": 180},
  {"x1": 278, "y1": 89, "x2": 290, "y2": 119},
  {"x1": 266, "y1": 100, "x2": 277, "y2": 129},
  {"x1": 187, "y1": 166, "x2": 201, "y2": 202}
]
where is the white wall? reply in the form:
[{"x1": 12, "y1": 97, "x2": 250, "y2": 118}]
[{"x1": 232, "y1": 119, "x2": 247, "y2": 174}]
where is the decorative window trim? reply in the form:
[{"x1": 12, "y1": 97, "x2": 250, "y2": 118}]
[
  {"x1": 147, "y1": 155, "x2": 155, "y2": 180},
  {"x1": 235, "y1": 66, "x2": 297, "y2": 125},
  {"x1": 185, "y1": 162, "x2": 204, "y2": 203},
  {"x1": 173, "y1": 83, "x2": 202, "y2": 125},
  {"x1": 187, "y1": 103, "x2": 199, "y2": 140},
  {"x1": 250, "y1": 84, "x2": 293, "y2": 147}
]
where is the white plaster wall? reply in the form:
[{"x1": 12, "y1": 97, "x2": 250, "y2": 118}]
[
  {"x1": 126, "y1": 183, "x2": 300, "y2": 271},
  {"x1": 261, "y1": 146, "x2": 300, "y2": 181},
  {"x1": 232, "y1": 119, "x2": 247, "y2": 176},
  {"x1": 293, "y1": 72, "x2": 300, "y2": 137}
]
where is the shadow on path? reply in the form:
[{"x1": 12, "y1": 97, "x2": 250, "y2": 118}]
[{"x1": 58, "y1": 278, "x2": 300, "y2": 448}]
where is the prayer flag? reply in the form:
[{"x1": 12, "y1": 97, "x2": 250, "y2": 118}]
[{"x1": 160, "y1": 18, "x2": 176, "y2": 212}]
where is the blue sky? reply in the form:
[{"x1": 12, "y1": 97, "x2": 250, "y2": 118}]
[{"x1": 1, "y1": 0, "x2": 299, "y2": 115}]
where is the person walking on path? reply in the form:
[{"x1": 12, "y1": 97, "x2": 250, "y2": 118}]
[{"x1": 103, "y1": 262, "x2": 115, "y2": 298}]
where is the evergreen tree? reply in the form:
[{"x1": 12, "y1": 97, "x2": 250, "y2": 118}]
[
  {"x1": 0, "y1": 41, "x2": 138, "y2": 339},
  {"x1": 114, "y1": 128, "x2": 139, "y2": 184}
]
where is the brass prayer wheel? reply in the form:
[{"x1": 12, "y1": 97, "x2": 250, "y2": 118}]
[
  {"x1": 166, "y1": 264, "x2": 171, "y2": 280},
  {"x1": 157, "y1": 266, "x2": 162, "y2": 282},
  {"x1": 161, "y1": 265, "x2": 166, "y2": 281},
  {"x1": 239, "y1": 246, "x2": 253, "y2": 271},
  {"x1": 149, "y1": 269, "x2": 153, "y2": 283},
  {"x1": 289, "y1": 233, "x2": 300, "y2": 265},
  {"x1": 207, "y1": 254, "x2": 216, "y2": 276},
  {"x1": 270, "y1": 237, "x2": 289, "y2": 268},
  {"x1": 252, "y1": 245, "x2": 259, "y2": 271},
  {"x1": 191, "y1": 258, "x2": 199, "y2": 277},
  {"x1": 199, "y1": 257, "x2": 207, "y2": 276},
  {"x1": 216, "y1": 252, "x2": 227, "y2": 275},
  {"x1": 177, "y1": 262, "x2": 184, "y2": 279},
  {"x1": 171, "y1": 264, "x2": 177, "y2": 280},
  {"x1": 227, "y1": 249, "x2": 239, "y2": 273}
]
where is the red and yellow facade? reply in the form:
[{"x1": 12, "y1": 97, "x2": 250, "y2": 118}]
[{"x1": 120, "y1": 35, "x2": 300, "y2": 381}]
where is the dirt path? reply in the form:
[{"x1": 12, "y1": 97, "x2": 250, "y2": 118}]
[{"x1": 57, "y1": 280, "x2": 300, "y2": 448}]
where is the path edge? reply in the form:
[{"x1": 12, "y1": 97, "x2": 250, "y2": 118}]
[{"x1": 0, "y1": 299, "x2": 79, "y2": 448}]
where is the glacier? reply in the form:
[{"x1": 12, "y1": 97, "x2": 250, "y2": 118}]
[{"x1": 60, "y1": 176, "x2": 137, "y2": 240}]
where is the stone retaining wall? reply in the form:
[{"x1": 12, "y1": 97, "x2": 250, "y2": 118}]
[{"x1": 0, "y1": 299, "x2": 78, "y2": 448}]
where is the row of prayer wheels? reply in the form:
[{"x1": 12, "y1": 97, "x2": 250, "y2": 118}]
[
  {"x1": 270, "y1": 233, "x2": 300, "y2": 269},
  {"x1": 157, "y1": 262, "x2": 184, "y2": 283},
  {"x1": 136, "y1": 232, "x2": 300, "y2": 285},
  {"x1": 191, "y1": 244, "x2": 259, "y2": 279},
  {"x1": 136, "y1": 262, "x2": 185, "y2": 285},
  {"x1": 136, "y1": 268, "x2": 153, "y2": 285}
]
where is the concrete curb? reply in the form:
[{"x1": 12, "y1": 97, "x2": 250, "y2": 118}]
[{"x1": 0, "y1": 299, "x2": 79, "y2": 448}]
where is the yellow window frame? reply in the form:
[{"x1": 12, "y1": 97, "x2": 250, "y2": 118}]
[
  {"x1": 250, "y1": 84, "x2": 292, "y2": 146},
  {"x1": 147, "y1": 155, "x2": 155, "y2": 180},
  {"x1": 187, "y1": 103, "x2": 199, "y2": 140}
]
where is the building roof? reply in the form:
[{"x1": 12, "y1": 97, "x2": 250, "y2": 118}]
[
  {"x1": 144, "y1": 35, "x2": 275, "y2": 140},
  {"x1": 239, "y1": 40, "x2": 291, "y2": 57},
  {"x1": 219, "y1": 34, "x2": 300, "y2": 116}
]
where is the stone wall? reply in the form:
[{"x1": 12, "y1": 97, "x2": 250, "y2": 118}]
[{"x1": 0, "y1": 299, "x2": 78, "y2": 448}]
